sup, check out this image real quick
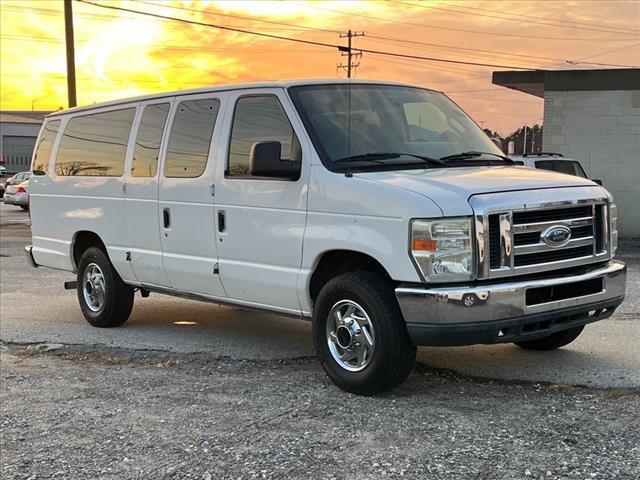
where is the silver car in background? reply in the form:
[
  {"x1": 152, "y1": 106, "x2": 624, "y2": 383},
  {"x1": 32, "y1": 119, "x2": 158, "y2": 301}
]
[{"x1": 3, "y1": 180, "x2": 30, "y2": 210}]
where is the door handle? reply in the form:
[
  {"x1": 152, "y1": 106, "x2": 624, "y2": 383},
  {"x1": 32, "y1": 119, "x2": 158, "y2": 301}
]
[
  {"x1": 163, "y1": 208, "x2": 171, "y2": 229},
  {"x1": 217, "y1": 211, "x2": 226, "y2": 233}
]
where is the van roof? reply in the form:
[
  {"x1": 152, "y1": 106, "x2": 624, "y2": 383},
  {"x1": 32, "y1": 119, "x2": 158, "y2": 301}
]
[{"x1": 46, "y1": 79, "x2": 440, "y2": 119}]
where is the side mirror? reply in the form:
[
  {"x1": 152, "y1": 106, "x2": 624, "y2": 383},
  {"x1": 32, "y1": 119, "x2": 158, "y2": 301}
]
[
  {"x1": 249, "y1": 141, "x2": 299, "y2": 179},
  {"x1": 591, "y1": 179, "x2": 603, "y2": 186},
  {"x1": 491, "y1": 137, "x2": 504, "y2": 152}
]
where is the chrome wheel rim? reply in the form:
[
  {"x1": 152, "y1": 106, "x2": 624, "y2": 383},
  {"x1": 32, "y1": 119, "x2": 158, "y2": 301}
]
[
  {"x1": 326, "y1": 300, "x2": 375, "y2": 372},
  {"x1": 83, "y1": 263, "x2": 106, "y2": 312}
]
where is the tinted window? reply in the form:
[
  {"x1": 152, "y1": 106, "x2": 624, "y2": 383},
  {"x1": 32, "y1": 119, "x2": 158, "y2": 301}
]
[
  {"x1": 536, "y1": 160, "x2": 587, "y2": 178},
  {"x1": 289, "y1": 85, "x2": 502, "y2": 168},
  {"x1": 164, "y1": 99, "x2": 220, "y2": 178},
  {"x1": 32, "y1": 120, "x2": 60, "y2": 175},
  {"x1": 132, "y1": 103, "x2": 170, "y2": 177},
  {"x1": 228, "y1": 95, "x2": 299, "y2": 177},
  {"x1": 56, "y1": 108, "x2": 135, "y2": 176}
]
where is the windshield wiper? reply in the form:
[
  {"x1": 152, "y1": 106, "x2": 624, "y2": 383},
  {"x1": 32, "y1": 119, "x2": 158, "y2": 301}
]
[
  {"x1": 439, "y1": 151, "x2": 515, "y2": 164},
  {"x1": 335, "y1": 152, "x2": 445, "y2": 166}
]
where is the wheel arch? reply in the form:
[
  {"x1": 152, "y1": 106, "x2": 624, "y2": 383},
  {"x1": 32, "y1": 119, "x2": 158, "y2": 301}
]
[
  {"x1": 71, "y1": 230, "x2": 107, "y2": 272},
  {"x1": 308, "y1": 249, "x2": 393, "y2": 304}
]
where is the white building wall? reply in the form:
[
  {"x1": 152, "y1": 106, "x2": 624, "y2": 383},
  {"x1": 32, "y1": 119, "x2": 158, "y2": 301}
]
[{"x1": 543, "y1": 90, "x2": 640, "y2": 237}]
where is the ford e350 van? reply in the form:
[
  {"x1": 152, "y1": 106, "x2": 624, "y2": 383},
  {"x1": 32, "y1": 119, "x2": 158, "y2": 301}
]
[{"x1": 26, "y1": 80, "x2": 626, "y2": 395}]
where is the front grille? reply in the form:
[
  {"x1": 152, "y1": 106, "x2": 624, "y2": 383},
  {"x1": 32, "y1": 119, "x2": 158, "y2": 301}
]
[
  {"x1": 488, "y1": 214, "x2": 501, "y2": 269},
  {"x1": 514, "y1": 224, "x2": 594, "y2": 247},
  {"x1": 514, "y1": 231, "x2": 541, "y2": 246},
  {"x1": 514, "y1": 245, "x2": 593, "y2": 267},
  {"x1": 512, "y1": 205, "x2": 592, "y2": 224},
  {"x1": 484, "y1": 200, "x2": 609, "y2": 277}
]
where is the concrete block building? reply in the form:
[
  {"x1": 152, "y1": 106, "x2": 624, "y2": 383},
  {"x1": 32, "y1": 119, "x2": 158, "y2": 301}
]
[{"x1": 493, "y1": 68, "x2": 640, "y2": 237}]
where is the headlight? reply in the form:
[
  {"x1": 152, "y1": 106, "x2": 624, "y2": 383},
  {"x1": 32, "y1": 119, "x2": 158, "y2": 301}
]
[
  {"x1": 410, "y1": 218, "x2": 473, "y2": 282},
  {"x1": 610, "y1": 203, "x2": 618, "y2": 256}
]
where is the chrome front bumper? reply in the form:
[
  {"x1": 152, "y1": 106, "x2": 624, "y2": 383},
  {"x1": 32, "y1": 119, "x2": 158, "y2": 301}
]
[{"x1": 396, "y1": 260, "x2": 626, "y2": 346}]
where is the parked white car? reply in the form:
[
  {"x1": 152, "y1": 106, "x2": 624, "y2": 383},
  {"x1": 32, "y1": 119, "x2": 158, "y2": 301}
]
[
  {"x1": 509, "y1": 153, "x2": 598, "y2": 182},
  {"x1": 26, "y1": 80, "x2": 626, "y2": 395}
]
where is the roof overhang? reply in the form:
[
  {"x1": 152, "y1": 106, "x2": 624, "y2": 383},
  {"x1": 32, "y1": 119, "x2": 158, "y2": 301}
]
[{"x1": 492, "y1": 68, "x2": 640, "y2": 98}]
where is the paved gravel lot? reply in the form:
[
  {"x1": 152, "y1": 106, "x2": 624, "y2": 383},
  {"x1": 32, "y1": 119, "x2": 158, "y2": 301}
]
[
  {"x1": 1, "y1": 203, "x2": 639, "y2": 479},
  {"x1": 2, "y1": 344, "x2": 639, "y2": 480}
]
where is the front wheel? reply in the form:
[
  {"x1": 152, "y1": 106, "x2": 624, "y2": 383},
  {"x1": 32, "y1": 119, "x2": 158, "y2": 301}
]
[
  {"x1": 514, "y1": 326, "x2": 584, "y2": 351},
  {"x1": 77, "y1": 247, "x2": 134, "y2": 328},
  {"x1": 312, "y1": 271, "x2": 416, "y2": 396}
]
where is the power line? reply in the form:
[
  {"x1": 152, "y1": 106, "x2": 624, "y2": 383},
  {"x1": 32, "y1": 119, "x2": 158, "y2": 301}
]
[
  {"x1": 365, "y1": 35, "x2": 561, "y2": 65},
  {"x1": 293, "y1": 2, "x2": 640, "y2": 42},
  {"x1": 0, "y1": 4, "x2": 323, "y2": 33},
  {"x1": 390, "y1": 0, "x2": 640, "y2": 37},
  {"x1": 364, "y1": 34, "x2": 639, "y2": 69},
  {"x1": 356, "y1": 47, "x2": 532, "y2": 70},
  {"x1": 437, "y1": 0, "x2": 640, "y2": 35},
  {"x1": 75, "y1": 0, "x2": 342, "y2": 49},
  {"x1": 366, "y1": 55, "x2": 493, "y2": 77},
  {"x1": 132, "y1": 0, "x2": 341, "y2": 34},
  {"x1": 75, "y1": 1, "x2": 534, "y2": 70},
  {"x1": 0, "y1": 34, "x2": 334, "y2": 53},
  {"x1": 576, "y1": 42, "x2": 640, "y2": 61}
]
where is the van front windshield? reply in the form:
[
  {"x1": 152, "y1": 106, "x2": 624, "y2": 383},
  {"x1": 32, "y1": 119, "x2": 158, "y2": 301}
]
[{"x1": 289, "y1": 84, "x2": 503, "y2": 170}]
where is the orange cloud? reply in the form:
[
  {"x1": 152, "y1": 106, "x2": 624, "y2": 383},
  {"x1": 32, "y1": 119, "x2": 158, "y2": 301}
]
[{"x1": 1, "y1": 0, "x2": 638, "y2": 134}]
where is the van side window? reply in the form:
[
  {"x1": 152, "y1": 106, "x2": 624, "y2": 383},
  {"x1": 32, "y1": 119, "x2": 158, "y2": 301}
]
[
  {"x1": 32, "y1": 120, "x2": 61, "y2": 176},
  {"x1": 56, "y1": 108, "x2": 135, "y2": 176},
  {"x1": 132, "y1": 103, "x2": 170, "y2": 177},
  {"x1": 164, "y1": 99, "x2": 220, "y2": 178},
  {"x1": 228, "y1": 95, "x2": 300, "y2": 177}
]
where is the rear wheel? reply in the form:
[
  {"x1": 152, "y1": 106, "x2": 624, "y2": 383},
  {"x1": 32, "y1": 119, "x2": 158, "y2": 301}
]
[
  {"x1": 313, "y1": 271, "x2": 416, "y2": 396},
  {"x1": 77, "y1": 247, "x2": 134, "y2": 328},
  {"x1": 514, "y1": 326, "x2": 584, "y2": 351}
]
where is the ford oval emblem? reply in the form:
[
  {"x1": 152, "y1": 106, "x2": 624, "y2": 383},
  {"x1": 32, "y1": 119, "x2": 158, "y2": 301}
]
[{"x1": 541, "y1": 225, "x2": 572, "y2": 247}]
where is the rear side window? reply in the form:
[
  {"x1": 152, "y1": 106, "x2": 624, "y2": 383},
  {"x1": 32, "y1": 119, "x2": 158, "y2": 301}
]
[
  {"x1": 32, "y1": 120, "x2": 60, "y2": 175},
  {"x1": 56, "y1": 108, "x2": 135, "y2": 176},
  {"x1": 132, "y1": 103, "x2": 170, "y2": 177},
  {"x1": 227, "y1": 95, "x2": 300, "y2": 177},
  {"x1": 164, "y1": 99, "x2": 220, "y2": 178},
  {"x1": 536, "y1": 160, "x2": 587, "y2": 178}
]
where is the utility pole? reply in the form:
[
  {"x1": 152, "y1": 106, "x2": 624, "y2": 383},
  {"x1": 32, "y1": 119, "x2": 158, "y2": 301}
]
[
  {"x1": 64, "y1": 0, "x2": 77, "y2": 108},
  {"x1": 338, "y1": 30, "x2": 364, "y2": 78}
]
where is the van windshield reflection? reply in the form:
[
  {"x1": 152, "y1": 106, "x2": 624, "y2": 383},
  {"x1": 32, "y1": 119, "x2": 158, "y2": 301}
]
[{"x1": 289, "y1": 84, "x2": 503, "y2": 171}]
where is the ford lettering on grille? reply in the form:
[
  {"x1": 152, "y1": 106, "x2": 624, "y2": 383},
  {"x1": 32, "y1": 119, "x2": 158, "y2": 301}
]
[{"x1": 541, "y1": 225, "x2": 572, "y2": 247}]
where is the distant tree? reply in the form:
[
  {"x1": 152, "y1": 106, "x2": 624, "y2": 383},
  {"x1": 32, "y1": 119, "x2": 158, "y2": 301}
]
[
  {"x1": 483, "y1": 128, "x2": 505, "y2": 151},
  {"x1": 504, "y1": 124, "x2": 543, "y2": 155}
]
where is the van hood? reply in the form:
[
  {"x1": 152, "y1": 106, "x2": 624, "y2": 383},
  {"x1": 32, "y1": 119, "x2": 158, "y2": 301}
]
[{"x1": 356, "y1": 166, "x2": 600, "y2": 216}]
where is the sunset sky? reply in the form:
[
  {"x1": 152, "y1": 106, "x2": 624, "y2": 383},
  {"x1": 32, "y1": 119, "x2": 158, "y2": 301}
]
[{"x1": 1, "y1": 0, "x2": 639, "y2": 134}]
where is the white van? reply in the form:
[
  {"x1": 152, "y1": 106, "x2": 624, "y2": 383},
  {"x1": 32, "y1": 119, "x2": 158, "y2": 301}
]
[{"x1": 26, "y1": 80, "x2": 626, "y2": 395}]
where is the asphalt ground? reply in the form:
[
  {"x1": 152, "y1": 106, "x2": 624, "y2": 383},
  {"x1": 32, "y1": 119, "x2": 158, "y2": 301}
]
[{"x1": 1, "y1": 202, "x2": 638, "y2": 389}]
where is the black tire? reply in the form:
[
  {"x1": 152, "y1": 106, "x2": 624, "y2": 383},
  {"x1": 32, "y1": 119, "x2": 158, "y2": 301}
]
[
  {"x1": 514, "y1": 326, "x2": 584, "y2": 351},
  {"x1": 312, "y1": 271, "x2": 416, "y2": 396},
  {"x1": 21, "y1": 205, "x2": 29, "y2": 211},
  {"x1": 76, "y1": 247, "x2": 134, "y2": 328}
]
